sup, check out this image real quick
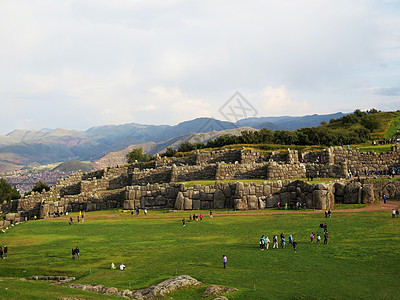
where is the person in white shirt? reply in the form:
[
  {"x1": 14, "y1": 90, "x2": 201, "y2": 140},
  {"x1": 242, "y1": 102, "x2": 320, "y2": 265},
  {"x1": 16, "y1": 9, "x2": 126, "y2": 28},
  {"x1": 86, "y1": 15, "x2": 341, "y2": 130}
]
[{"x1": 120, "y1": 263, "x2": 126, "y2": 271}]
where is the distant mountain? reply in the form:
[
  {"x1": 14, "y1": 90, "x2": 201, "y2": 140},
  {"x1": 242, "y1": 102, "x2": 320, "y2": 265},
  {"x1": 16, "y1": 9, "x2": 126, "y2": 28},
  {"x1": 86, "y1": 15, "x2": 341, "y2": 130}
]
[
  {"x1": 0, "y1": 113, "x2": 347, "y2": 172},
  {"x1": 52, "y1": 161, "x2": 94, "y2": 173},
  {"x1": 237, "y1": 112, "x2": 346, "y2": 130}
]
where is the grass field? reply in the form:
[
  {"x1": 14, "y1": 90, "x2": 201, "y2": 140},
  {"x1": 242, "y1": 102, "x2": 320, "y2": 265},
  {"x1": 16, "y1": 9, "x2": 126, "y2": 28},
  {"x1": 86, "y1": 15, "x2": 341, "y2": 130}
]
[{"x1": 0, "y1": 208, "x2": 399, "y2": 299}]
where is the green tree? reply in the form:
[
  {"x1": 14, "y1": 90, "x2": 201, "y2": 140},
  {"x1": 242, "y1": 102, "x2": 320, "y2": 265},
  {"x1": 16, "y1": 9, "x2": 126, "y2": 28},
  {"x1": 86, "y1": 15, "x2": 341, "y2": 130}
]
[
  {"x1": 126, "y1": 147, "x2": 153, "y2": 163},
  {"x1": 177, "y1": 142, "x2": 195, "y2": 153},
  {"x1": 161, "y1": 147, "x2": 177, "y2": 157},
  {"x1": 32, "y1": 181, "x2": 50, "y2": 193},
  {"x1": 0, "y1": 178, "x2": 21, "y2": 202}
]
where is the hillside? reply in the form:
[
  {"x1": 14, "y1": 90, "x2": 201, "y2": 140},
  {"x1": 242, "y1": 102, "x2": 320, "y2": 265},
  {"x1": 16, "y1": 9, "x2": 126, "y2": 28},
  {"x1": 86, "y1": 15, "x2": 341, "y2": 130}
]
[
  {"x1": 52, "y1": 161, "x2": 94, "y2": 173},
  {"x1": 94, "y1": 127, "x2": 256, "y2": 169}
]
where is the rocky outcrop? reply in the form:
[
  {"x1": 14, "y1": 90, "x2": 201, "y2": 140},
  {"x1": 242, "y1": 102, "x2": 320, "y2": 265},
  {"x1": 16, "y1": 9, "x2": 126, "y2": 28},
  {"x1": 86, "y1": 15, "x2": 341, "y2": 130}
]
[
  {"x1": 203, "y1": 284, "x2": 238, "y2": 297},
  {"x1": 68, "y1": 275, "x2": 200, "y2": 299}
]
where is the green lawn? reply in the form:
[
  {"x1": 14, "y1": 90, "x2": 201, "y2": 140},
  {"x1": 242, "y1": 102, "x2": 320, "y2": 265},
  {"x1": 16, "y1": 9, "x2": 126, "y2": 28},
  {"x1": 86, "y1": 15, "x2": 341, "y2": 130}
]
[{"x1": 0, "y1": 209, "x2": 399, "y2": 299}]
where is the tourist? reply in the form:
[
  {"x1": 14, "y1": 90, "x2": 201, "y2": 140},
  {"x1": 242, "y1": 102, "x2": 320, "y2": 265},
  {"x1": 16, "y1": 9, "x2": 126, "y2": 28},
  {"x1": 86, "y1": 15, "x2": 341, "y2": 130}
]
[
  {"x1": 82, "y1": 211, "x2": 85, "y2": 222},
  {"x1": 66, "y1": 210, "x2": 68, "y2": 216},
  {"x1": 120, "y1": 263, "x2": 126, "y2": 271},
  {"x1": 189, "y1": 214, "x2": 192, "y2": 221},
  {"x1": 320, "y1": 222, "x2": 324, "y2": 234},
  {"x1": 222, "y1": 255, "x2": 227, "y2": 268},
  {"x1": 280, "y1": 232, "x2": 285, "y2": 240},
  {"x1": 259, "y1": 237, "x2": 264, "y2": 250},
  {"x1": 72, "y1": 248, "x2": 75, "y2": 259},
  {"x1": 281, "y1": 237, "x2": 286, "y2": 249},
  {"x1": 200, "y1": 214, "x2": 203, "y2": 221},
  {"x1": 325, "y1": 210, "x2": 328, "y2": 218},
  {"x1": 383, "y1": 194, "x2": 387, "y2": 204},
  {"x1": 328, "y1": 210, "x2": 332, "y2": 218},
  {"x1": 396, "y1": 209, "x2": 399, "y2": 218},
  {"x1": 144, "y1": 209, "x2": 147, "y2": 216},
  {"x1": 277, "y1": 202, "x2": 281, "y2": 210},
  {"x1": 0, "y1": 247, "x2": 3, "y2": 259},
  {"x1": 131, "y1": 210, "x2": 134, "y2": 218},
  {"x1": 285, "y1": 203, "x2": 288, "y2": 210},
  {"x1": 324, "y1": 223, "x2": 328, "y2": 233},
  {"x1": 111, "y1": 263, "x2": 116, "y2": 270},
  {"x1": 68, "y1": 217, "x2": 72, "y2": 225},
  {"x1": 273, "y1": 235, "x2": 278, "y2": 249},
  {"x1": 324, "y1": 232, "x2": 329, "y2": 244},
  {"x1": 392, "y1": 209, "x2": 396, "y2": 218},
  {"x1": 310, "y1": 232, "x2": 314, "y2": 243},
  {"x1": 288, "y1": 234, "x2": 293, "y2": 246},
  {"x1": 182, "y1": 218, "x2": 186, "y2": 227},
  {"x1": 316, "y1": 234, "x2": 321, "y2": 245},
  {"x1": 265, "y1": 236, "x2": 270, "y2": 249},
  {"x1": 75, "y1": 246, "x2": 80, "y2": 259},
  {"x1": 3, "y1": 246, "x2": 7, "y2": 258},
  {"x1": 293, "y1": 240, "x2": 297, "y2": 253},
  {"x1": 77, "y1": 215, "x2": 80, "y2": 223},
  {"x1": 210, "y1": 210, "x2": 213, "y2": 218}
]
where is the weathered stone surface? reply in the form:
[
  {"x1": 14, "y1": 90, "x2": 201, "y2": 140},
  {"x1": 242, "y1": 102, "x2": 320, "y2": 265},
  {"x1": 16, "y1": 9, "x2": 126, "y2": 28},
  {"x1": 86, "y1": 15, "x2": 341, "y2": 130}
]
[
  {"x1": 362, "y1": 185, "x2": 375, "y2": 203},
  {"x1": 247, "y1": 195, "x2": 258, "y2": 210},
  {"x1": 136, "y1": 275, "x2": 200, "y2": 297},
  {"x1": 175, "y1": 192, "x2": 184, "y2": 210},
  {"x1": 214, "y1": 190, "x2": 226, "y2": 209}
]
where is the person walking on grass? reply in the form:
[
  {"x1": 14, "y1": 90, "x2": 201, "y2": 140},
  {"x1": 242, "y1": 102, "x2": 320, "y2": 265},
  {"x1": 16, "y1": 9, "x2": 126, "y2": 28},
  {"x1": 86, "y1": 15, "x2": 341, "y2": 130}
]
[
  {"x1": 396, "y1": 209, "x2": 399, "y2": 218},
  {"x1": 182, "y1": 218, "x2": 186, "y2": 227},
  {"x1": 383, "y1": 194, "x2": 387, "y2": 204},
  {"x1": 260, "y1": 237, "x2": 265, "y2": 250},
  {"x1": 316, "y1": 234, "x2": 321, "y2": 245},
  {"x1": 293, "y1": 240, "x2": 298, "y2": 253},
  {"x1": 392, "y1": 209, "x2": 396, "y2": 218},
  {"x1": 310, "y1": 232, "x2": 314, "y2": 243},
  {"x1": 281, "y1": 237, "x2": 286, "y2": 249},
  {"x1": 324, "y1": 232, "x2": 329, "y2": 244},
  {"x1": 288, "y1": 234, "x2": 293, "y2": 246},
  {"x1": 72, "y1": 247, "x2": 75, "y2": 259},
  {"x1": 75, "y1": 246, "x2": 80, "y2": 259},
  {"x1": 3, "y1": 246, "x2": 7, "y2": 258},
  {"x1": 320, "y1": 222, "x2": 324, "y2": 234},
  {"x1": 266, "y1": 236, "x2": 270, "y2": 249},
  {"x1": 324, "y1": 223, "x2": 328, "y2": 233},
  {"x1": 210, "y1": 210, "x2": 213, "y2": 218},
  {"x1": 223, "y1": 255, "x2": 227, "y2": 268},
  {"x1": 273, "y1": 235, "x2": 278, "y2": 249},
  {"x1": 328, "y1": 210, "x2": 332, "y2": 218},
  {"x1": 0, "y1": 247, "x2": 3, "y2": 259}
]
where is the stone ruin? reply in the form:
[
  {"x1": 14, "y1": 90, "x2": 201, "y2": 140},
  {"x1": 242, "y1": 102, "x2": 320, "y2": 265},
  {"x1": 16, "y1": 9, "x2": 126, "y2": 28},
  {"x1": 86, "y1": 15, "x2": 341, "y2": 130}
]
[{"x1": 1, "y1": 146, "x2": 400, "y2": 224}]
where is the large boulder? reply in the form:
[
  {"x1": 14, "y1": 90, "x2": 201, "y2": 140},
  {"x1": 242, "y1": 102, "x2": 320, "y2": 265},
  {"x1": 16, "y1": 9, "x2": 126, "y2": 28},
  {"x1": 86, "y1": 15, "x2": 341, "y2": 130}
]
[
  {"x1": 175, "y1": 192, "x2": 184, "y2": 210},
  {"x1": 214, "y1": 190, "x2": 226, "y2": 209},
  {"x1": 343, "y1": 182, "x2": 362, "y2": 204},
  {"x1": 247, "y1": 195, "x2": 258, "y2": 210},
  {"x1": 362, "y1": 185, "x2": 375, "y2": 203}
]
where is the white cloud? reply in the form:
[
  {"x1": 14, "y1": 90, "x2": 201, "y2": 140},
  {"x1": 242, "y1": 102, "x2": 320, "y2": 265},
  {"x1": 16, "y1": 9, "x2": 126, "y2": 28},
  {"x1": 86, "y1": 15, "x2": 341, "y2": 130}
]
[
  {"x1": 0, "y1": 0, "x2": 399, "y2": 134},
  {"x1": 257, "y1": 86, "x2": 312, "y2": 116}
]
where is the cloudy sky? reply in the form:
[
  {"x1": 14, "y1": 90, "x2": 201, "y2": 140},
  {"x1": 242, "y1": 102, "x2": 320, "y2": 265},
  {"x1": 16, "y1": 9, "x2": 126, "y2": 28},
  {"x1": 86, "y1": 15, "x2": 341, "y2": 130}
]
[{"x1": 0, "y1": 0, "x2": 399, "y2": 134}]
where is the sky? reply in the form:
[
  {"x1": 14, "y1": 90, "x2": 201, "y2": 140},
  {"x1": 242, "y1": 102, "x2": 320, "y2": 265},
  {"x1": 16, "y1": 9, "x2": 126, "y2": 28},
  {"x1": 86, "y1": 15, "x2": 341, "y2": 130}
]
[{"x1": 0, "y1": 0, "x2": 399, "y2": 135}]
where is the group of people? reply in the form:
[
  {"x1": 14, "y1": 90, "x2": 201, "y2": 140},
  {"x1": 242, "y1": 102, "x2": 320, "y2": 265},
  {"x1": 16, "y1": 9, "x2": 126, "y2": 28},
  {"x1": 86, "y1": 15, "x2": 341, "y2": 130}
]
[
  {"x1": 131, "y1": 208, "x2": 147, "y2": 217},
  {"x1": 324, "y1": 210, "x2": 332, "y2": 218},
  {"x1": 67, "y1": 211, "x2": 85, "y2": 225},
  {"x1": 111, "y1": 263, "x2": 126, "y2": 270},
  {"x1": 0, "y1": 245, "x2": 8, "y2": 259},
  {"x1": 277, "y1": 202, "x2": 307, "y2": 210},
  {"x1": 392, "y1": 209, "x2": 399, "y2": 218},
  {"x1": 259, "y1": 233, "x2": 298, "y2": 252},
  {"x1": 310, "y1": 231, "x2": 329, "y2": 244},
  {"x1": 71, "y1": 246, "x2": 80, "y2": 259}
]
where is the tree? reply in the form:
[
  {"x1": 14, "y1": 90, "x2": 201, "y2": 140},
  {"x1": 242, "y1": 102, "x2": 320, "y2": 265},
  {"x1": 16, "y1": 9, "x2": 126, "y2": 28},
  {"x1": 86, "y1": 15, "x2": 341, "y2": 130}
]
[
  {"x1": 161, "y1": 147, "x2": 177, "y2": 157},
  {"x1": 361, "y1": 115, "x2": 380, "y2": 132},
  {"x1": 177, "y1": 142, "x2": 195, "y2": 153},
  {"x1": 320, "y1": 121, "x2": 327, "y2": 126},
  {"x1": 32, "y1": 181, "x2": 50, "y2": 193},
  {"x1": 126, "y1": 148, "x2": 153, "y2": 163},
  {"x1": 0, "y1": 178, "x2": 21, "y2": 202}
]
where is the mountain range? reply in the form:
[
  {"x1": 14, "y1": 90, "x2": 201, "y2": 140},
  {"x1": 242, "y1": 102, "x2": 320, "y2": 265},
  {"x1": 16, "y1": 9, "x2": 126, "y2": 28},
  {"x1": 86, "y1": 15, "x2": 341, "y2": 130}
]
[{"x1": 0, "y1": 112, "x2": 344, "y2": 172}]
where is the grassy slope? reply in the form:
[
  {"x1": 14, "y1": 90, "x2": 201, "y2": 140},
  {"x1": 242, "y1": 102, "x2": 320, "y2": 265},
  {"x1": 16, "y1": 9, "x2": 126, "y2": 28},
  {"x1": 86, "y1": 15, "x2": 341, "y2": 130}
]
[
  {"x1": 382, "y1": 111, "x2": 400, "y2": 139},
  {"x1": 0, "y1": 209, "x2": 399, "y2": 299}
]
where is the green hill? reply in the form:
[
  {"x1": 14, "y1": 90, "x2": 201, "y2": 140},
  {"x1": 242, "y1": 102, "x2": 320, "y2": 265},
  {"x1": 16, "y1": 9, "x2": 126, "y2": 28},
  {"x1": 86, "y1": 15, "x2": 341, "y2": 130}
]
[{"x1": 52, "y1": 161, "x2": 94, "y2": 173}]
